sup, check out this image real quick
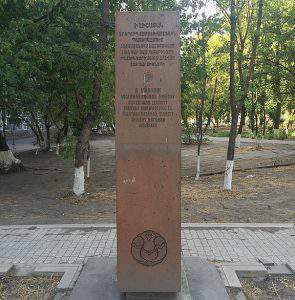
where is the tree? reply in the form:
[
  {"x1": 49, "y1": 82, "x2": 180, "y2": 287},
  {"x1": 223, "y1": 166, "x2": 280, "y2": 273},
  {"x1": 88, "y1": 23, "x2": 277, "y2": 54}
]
[
  {"x1": 195, "y1": 14, "x2": 222, "y2": 180},
  {"x1": 258, "y1": 0, "x2": 294, "y2": 135},
  {"x1": 180, "y1": 0, "x2": 222, "y2": 179},
  {"x1": 224, "y1": 0, "x2": 237, "y2": 190},
  {"x1": 72, "y1": 0, "x2": 111, "y2": 195},
  {"x1": 1, "y1": 0, "x2": 293, "y2": 190},
  {"x1": 236, "y1": 0, "x2": 263, "y2": 147},
  {"x1": 0, "y1": 120, "x2": 21, "y2": 172}
]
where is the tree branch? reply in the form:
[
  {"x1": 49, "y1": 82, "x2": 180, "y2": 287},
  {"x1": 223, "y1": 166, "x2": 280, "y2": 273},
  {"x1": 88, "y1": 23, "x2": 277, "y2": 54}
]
[{"x1": 214, "y1": 0, "x2": 230, "y2": 21}]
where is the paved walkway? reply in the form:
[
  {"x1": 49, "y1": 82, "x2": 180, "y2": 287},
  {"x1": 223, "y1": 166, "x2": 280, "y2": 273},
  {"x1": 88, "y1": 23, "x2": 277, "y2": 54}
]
[
  {"x1": 0, "y1": 223, "x2": 294, "y2": 267},
  {"x1": 206, "y1": 136, "x2": 295, "y2": 145},
  {"x1": 7, "y1": 137, "x2": 37, "y2": 153}
]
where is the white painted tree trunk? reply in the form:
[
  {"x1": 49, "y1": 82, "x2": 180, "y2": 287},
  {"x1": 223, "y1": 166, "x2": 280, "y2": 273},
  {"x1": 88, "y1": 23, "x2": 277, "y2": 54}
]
[
  {"x1": 224, "y1": 160, "x2": 234, "y2": 190},
  {"x1": 56, "y1": 143, "x2": 60, "y2": 155},
  {"x1": 86, "y1": 157, "x2": 91, "y2": 178},
  {"x1": 195, "y1": 155, "x2": 201, "y2": 181},
  {"x1": 0, "y1": 150, "x2": 21, "y2": 171},
  {"x1": 235, "y1": 134, "x2": 241, "y2": 148},
  {"x1": 73, "y1": 166, "x2": 85, "y2": 196},
  {"x1": 255, "y1": 137, "x2": 262, "y2": 150}
]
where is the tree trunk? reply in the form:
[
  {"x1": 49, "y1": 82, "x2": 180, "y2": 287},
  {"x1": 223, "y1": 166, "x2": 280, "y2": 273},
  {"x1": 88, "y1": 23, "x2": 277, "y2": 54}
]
[
  {"x1": 253, "y1": 92, "x2": 258, "y2": 135},
  {"x1": 204, "y1": 77, "x2": 218, "y2": 133},
  {"x1": 273, "y1": 101, "x2": 282, "y2": 130},
  {"x1": 195, "y1": 32, "x2": 207, "y2": 181},
  {"x1": 55, "y1": 114, "x2": 69, "y2": 155},
  {"x1": 30, "y1": 112, "x2": 45, "y2": 149},
  {"x1": 73, "y1": 118, "x2": 92, "y2": 196},
  {"x1": 249, "y1": 91, "x2": 256, "y2": 133},
  {"x1": 0, "y1": 131, "x2": 9, "y2": 151},
  {"x1": 0, "y1": 131, "x2": 21, "y2": 172},
  {"x1": 44, "y1": 115, "x2": 51, "y2": 151},
  {"x1": 236, "y1": 38, "x2": 246, "y2": 148},
  {"x1": 183, "y1": 117, "x2": 191, "y2": 144},
  {"x1": 236, "y1": 104, "x2": 245, "y2": 148},
  {"x1": 263, "y1": 106, "x2": 266, "y2": 135},
  {"x1": 73, "y1": 0, "x2": 109, "y2": 196},
  {"x1": 224, "y1": 0, "x2": 237, "y2": 190},
  {"x1": 110, "y1": 123, "x2": 115, "y2": 134},
  {"x1": 1, "y1": 110, "x2": 7, "y2": 138},
  {"x1": 258, "y1": 89, "x2": 266, "y2": 136},
  {"x1": 236, "y1": 0, "x2": 263, "y2": 140},
  {"x1": 86, "y1": 142, "x2": 91, "y2": 179},
  {"x1": 255, "y1": 112, "x2": 258, "y2": 136},
  {"x1": 273, "y1": 74, "x2": 282, "y2": 131}
]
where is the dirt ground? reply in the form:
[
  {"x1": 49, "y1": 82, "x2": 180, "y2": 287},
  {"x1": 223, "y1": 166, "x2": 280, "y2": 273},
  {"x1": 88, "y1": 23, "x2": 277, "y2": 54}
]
[
  {"x1": 227, "y1": 275, "x2": 295, "y2": 300},
  {"x1": 0, "y1": 135, "x2": 294, "y2": 225},
  {"x1": 0, "y1": 275, "x2": 60, "y2": 300}
]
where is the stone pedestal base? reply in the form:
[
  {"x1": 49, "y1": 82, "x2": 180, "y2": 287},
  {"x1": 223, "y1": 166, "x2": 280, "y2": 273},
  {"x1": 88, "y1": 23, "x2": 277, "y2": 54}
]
[{"x1": 69, "y1": 257, "x2": 229, "y2": 300}]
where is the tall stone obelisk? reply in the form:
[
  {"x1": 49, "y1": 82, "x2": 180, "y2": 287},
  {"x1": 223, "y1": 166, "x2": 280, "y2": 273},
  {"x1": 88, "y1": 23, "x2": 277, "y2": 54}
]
[{"x1": 115, "y1": 11, "x2": 181, "y2": 292}]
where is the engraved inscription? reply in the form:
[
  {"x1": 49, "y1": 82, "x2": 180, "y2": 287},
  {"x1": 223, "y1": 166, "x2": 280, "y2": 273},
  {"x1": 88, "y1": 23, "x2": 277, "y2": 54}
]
[
  {"x1": 117, "y1": 13, "x2": 179, "y2": 131},
  {"x1": 131, "y1": 230, "x2": 167, "y2": 266},
  {"x1": 119, "y1": 23, "x2": 176, "y2": 68},
  {"x1": 121, "y1": 85, "x2": 175, "y2": 128}
]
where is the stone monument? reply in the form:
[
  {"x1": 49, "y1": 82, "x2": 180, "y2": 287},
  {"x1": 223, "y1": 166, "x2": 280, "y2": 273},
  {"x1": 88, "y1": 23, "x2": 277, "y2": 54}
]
[
  {"x1": 69, "y1": 10, "x2": 230, "y2": 300},
  {"x1": 115, "y1": 11, "x2": 181, "y2": 292}
]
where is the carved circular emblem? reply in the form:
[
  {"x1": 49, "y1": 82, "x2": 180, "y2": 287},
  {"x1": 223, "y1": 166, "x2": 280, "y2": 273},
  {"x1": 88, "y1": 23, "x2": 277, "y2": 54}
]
[{"x1": 131, "y1": 230, "x2": 167, "y2": 266}]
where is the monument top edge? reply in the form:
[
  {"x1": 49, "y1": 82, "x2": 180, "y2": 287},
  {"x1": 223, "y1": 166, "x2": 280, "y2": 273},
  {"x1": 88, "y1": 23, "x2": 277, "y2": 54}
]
[{"x1": 115, "y1": 11, "x2": 180, "y2": 16}]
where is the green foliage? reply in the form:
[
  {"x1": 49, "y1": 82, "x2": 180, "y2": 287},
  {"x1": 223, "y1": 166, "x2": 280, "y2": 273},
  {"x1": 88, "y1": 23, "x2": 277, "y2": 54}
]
[
  {"x1": 207, "y1": 130, "x2": 229, "y2": 138},
  {"x1": 266, "y1": 127, "x2": 289, "y2": 140},
  {"x1": 60, "y1": 135, "x2": 76, "y2": 160},
  {"x1": 181, "y1": 123, "x2": 196, "y2": 144},
  {"x1": 0, "y1": 0, "x2": 293, "y2": 154}
]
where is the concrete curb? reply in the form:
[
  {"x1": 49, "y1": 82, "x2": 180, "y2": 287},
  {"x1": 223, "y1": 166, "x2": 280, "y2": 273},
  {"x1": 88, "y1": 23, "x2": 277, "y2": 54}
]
[
  {"x1": 182, "y1": 223, "x2": 295, "y2": 229},
  {"x1": 217, "y1": 263, "x2": 267, "y2": 288},
  {"x1": 286, "y1": 263, "x2": 295, "y2": 273},
  {"x1": 0, "y1": 263, "x2": 13, "y2": 275},
  {"x1": 34, "y1": 264, "x2": 83, "y2": 291},
  {"x1": 0, "y1": 223, "x2": 293, "y2": 230}
]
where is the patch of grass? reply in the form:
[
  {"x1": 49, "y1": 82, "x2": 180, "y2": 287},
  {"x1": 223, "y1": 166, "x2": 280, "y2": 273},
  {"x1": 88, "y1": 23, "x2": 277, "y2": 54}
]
[
  {"x1": 181, "y1": 134, "x2": 210, "y2": 144},
  {"x1": 289, "y1": 130, "x2": 295, "y2": 138},
  {"x1": 207, "y1": 130, "x2": 230, "y2": 137},
  {"x1": 207, "y1": 130, "x2": 254, "y2": 138},
  {"x1": 207, "y1": 128, "x2": 295, "y2": 140}
]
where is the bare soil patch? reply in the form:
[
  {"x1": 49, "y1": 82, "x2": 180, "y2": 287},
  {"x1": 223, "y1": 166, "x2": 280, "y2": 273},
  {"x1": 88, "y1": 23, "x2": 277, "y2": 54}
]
[
  {"x1": 182, "y1": 165, "x2": 295, "y2": 223},
  {"x1": 0, "y1": 275, "x2": 60, "y2": 300},
  {"x1": 227, "y1": 275, "x2": 295, "y2": 300},
  {"x1": 0, "y1": 136, "x2": 294, "y2": 224}
]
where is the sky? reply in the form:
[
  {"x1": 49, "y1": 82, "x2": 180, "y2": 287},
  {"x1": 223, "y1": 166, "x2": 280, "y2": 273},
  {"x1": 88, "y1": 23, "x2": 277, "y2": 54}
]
[{"x1": 178, "y1": 0, "x2": 218, "y2": 18}]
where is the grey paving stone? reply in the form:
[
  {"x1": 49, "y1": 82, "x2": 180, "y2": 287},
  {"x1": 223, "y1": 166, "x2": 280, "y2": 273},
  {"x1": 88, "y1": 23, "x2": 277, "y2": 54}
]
[{"x1": 0, "y1": 224, "x2": 294, "y2": 275}]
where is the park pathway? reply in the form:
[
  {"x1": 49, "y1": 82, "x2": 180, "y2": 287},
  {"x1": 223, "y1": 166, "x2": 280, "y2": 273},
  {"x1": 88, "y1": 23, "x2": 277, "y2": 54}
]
[
  {"x1": 205, "y1": 136, "x2": 295, "y2": 145},
  {"x1": 0, "y1": 223, "x2": 294, "y2": 266}
]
